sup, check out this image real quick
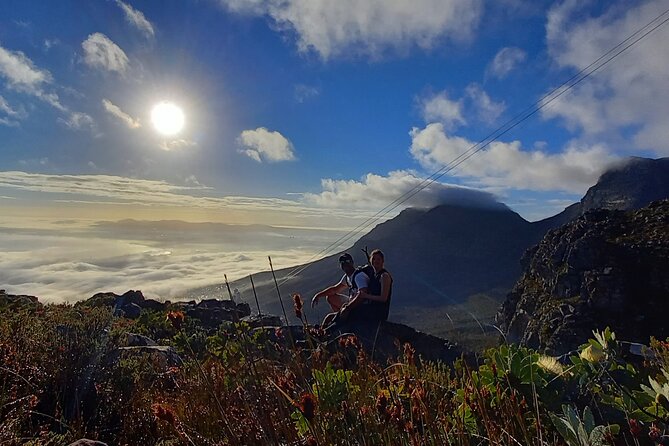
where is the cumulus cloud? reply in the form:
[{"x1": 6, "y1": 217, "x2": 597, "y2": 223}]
[
  {"x1": 82, "y1": 33, "x2": 129, "y2": 74},
  {"x1": 487, "y1": 46, "x2": 526, "y2": 78},
  {"x1": 303, "y1": 169, "x2": 503, "y2": 210},
  {"x1": 420, "y1": 91, "x2": 465, "y2": 129},
  {"x1": 0, "y1": 45, "x2": 65, "y2": 110},
  {"x1": 238, "y1": 127, "x2": 296, "y2": 162},
  {"x1": 102, "y1": 98, "x2": 140, "y2": 128},
  {"x1": 421, "y1": 85, "x2": 504, "y2": 127},
  {"x1": 114, "y1": 0, "x2": 155, "y2": 38},
  {"x1": 410, "y1": 123, "x2": 618, "y2": 194},
  {"x1": 465, "y1": 83, "x2": 505, "y2": 124},
  {"x1": 543, "y1": 0, "x2": 669, "y2": 155},
  {"x1": 219, "y1": 0, "x2": 483, "y2": 59}
]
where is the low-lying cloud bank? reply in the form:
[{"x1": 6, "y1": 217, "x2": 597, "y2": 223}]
[{"x1": 0, "y1": 223, "x2": 347, "y2": 303}]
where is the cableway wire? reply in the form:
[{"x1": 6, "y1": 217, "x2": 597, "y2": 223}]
[{"x1": 274, "y1": 7, "x2": 669, "y2": 288}]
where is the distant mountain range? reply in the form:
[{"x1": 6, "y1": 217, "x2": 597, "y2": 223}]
[{"x1": 202, "y1": 157, "x2": 669, "y2": 335}]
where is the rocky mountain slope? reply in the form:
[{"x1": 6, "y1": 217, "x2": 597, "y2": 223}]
[
  {"x1": 538, "y1": 157, "x2": 669, "y2": 229},
  {"x1": 221, "y1": 203, "x2": 547, "y2": 327},
  {"x1": 194, "y1": 157, "x2": 669, "y2": 336},
  {"x1": 499, "y1": 200, "x2": 669, "y2": 353}
]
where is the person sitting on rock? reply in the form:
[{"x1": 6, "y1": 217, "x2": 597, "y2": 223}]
[
  {"x1": 311, "y1": 253, "x2": 371, "y2": 326},
  {"x1": 338, "y1": 249, "x2": 393, "y2": 324}
]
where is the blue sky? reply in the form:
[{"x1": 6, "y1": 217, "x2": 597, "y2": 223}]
[{"x1": 1, "y1": 0, "x2": 668, "y2": 300}]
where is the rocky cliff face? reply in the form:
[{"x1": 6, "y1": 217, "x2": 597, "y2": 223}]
[
  {"x1": 499, "y1": 200, "x2": 669, "y2": 354},
  {"x1": 538, "y1": 157, "x2": 669, "y2": 229}
]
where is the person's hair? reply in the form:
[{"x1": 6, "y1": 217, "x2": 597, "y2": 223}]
[{"x1": 369, "y1": 249, "x2": 384, "y2": 261}]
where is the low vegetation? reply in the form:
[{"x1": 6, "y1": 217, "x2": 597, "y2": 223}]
[{"x1": 2, "y1": 299, "x2": 669, "y2": 445}]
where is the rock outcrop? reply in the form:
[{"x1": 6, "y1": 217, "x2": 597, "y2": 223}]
[
  {"x1": 262, "y1": 320, "x2": 465, "y2": 365},
  {"x1": 499, "y1": 200, "x2": 669, "y2": 354},
  {"x1": 81, "y1": 290, "x2": 251, "y2": 328},
  {"x1": 0, "y1": 289, "x2": 40, "y2": 308}
]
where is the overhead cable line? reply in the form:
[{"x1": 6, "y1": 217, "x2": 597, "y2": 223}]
[{"x1": 275, "y1": 7, "x2": 669, "y2": 286}]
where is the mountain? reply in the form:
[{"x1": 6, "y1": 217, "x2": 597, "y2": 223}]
[
  {"x1": 195, "y1": 157, "x2": 669, "y2": 339},
  {"x1": 499, "y1": 199, "x2": 669, "y2": 354},
  {"x1": 538, "y1": 157, "x2": 669, "y2": 229},
  {"x1": 219, "y1": 203, "x2": 546, "y2": 336}
]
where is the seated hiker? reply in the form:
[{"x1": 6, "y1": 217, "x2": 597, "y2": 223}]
[
  {"x1": 311, "y1": 253, "x2": 371, "y2": 326},
  {"x1": 338, "y1": 249, "x2": 393, "y2": 324}
]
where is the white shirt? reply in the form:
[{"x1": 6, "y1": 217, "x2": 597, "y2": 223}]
[{"x1": 337, "y1": 270, "x2": 370, "y2": 296}]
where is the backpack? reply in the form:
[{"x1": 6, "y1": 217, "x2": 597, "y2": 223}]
[
  {"x1": 349, "y1": 264, "x2": 375, "y2": 294},
  {"x1": 351, "y1": 266, "x2": 393, "y2": 322}
]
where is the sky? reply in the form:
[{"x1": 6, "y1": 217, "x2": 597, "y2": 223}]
[{"x1": 1, "y1": 0, "x2": 668, "y2": 302}]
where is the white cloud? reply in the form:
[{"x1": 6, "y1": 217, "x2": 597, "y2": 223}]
[
  {"x1": 58, "y1": 112, "x2": 96, "y2": 132},
  {"x1": 238, "y1": 127, "x2": 296, "y2": 162},
  {"x1": 465, "y1": 83, "x2": 505, "y2": 124},
  {"x1": 81, "y1": 33, "x2": 129, "y2": 74},
  {"x1": 115, "y1": 0, "x2": 155, "y2": 38},
  {"x1": 0, "y1": 45, "x2": 65, "y2": 110},
  {"x1": 43, "y1": 39, "x2": 60, "y2": 51},
  {"x1": 304, "y1": 169, "x2": 502, "y2": 209},
  {"x1": 0, "y1": 171, "x2": 339, "y2": 219},
  {"x1": 543, "y1": 0, "x2": 669, "y2": 155},
  {"x1": 409, "y1": 123, "x2": 617, "y2": 194},
  {"x1": 487, "y1": 46, "x2": 526, "y2": 78},
  {"x1": 159, "y1": 139, "x2": 197, "y2": 151},
  {"x1": 0, "y1": 45, "x2": 50, "y2": 88},
  {"x1": 420, "y1": 91, "x2": 465, "y2": 129},
  {"x1": 294, "y1": 84, "x2": 320, "y2": 103},
  {"x1": 219, "y1": 0, "x2": 483, "y2": 60},
  {"x1": 102, "y1": 98, "x2": 140, "y2": 128},
  {"x1": 0, "y1": 95, "x2": 25, "y2": 126},
  {"x1": 0, "y1": 231, "x2": 323, "y2": 303}
]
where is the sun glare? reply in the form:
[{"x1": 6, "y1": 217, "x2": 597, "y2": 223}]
[{"x1": 151, "y1": 101, "x2": 185, "y2": 136}]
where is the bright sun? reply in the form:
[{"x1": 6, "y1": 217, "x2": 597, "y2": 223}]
[{"x1": 151, "y1": 101, "x2": 185, "y2": 136}]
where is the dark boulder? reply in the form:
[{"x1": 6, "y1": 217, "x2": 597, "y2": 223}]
[
  {"x1": 242, "y1": 314, "x2": 282, "y2": 328},
  {"x1": 125, "y1": 332, "x2": 157, "y2": 347},
  {"x1": 120, "y1": 302, "x2": 142, "y2": 319}
]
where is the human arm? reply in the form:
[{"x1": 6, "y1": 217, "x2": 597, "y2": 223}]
[
  {"x1": 311, "y1": 277, "x2": 348, "y2": 308},
  {"x1": 357, "y1": 272, "x2": 392, "y2": 303},
  {"x1": 339, "y1": 271, "x2": 370, "y2": 309}
]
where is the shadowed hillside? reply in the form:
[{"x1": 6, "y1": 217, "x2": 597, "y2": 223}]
[{"x1": 190, "y1": 157, "x2": 669, "y2": 344}]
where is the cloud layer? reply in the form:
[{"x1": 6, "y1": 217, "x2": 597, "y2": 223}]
[
  {"x1": 410, "y1": 123, "x2": 617, "y2": 194},
  {"x1": 220, "y1": 0, "x2": 483, "y2": 59},
  {"x1": 543, "y1": 0, "x2": 669, "y2": 155},
  {"x1": 303, "y1": 169, "x2": 503, "y2": 210},
  {"x1": 0, "y1": 230, "x2": 329, "y2": 303},
  {"x1": 238, "y1": 127, "x2": 296, "y2": 162}
]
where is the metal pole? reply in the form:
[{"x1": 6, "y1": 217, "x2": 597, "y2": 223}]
[
  {"x1": 268, "y1": 256, "x2": 290, "y2": 325},
  {"x1": 249, "y1": 274, "x2": 262, "y2": 316}
]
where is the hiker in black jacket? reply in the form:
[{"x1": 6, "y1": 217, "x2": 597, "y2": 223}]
[
  {"x1": 311, "y1": 253, "x2": 371, "y2": 326},
  {"x1": 339, "y1": 249, "x2": 393, "y2": 323}
]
